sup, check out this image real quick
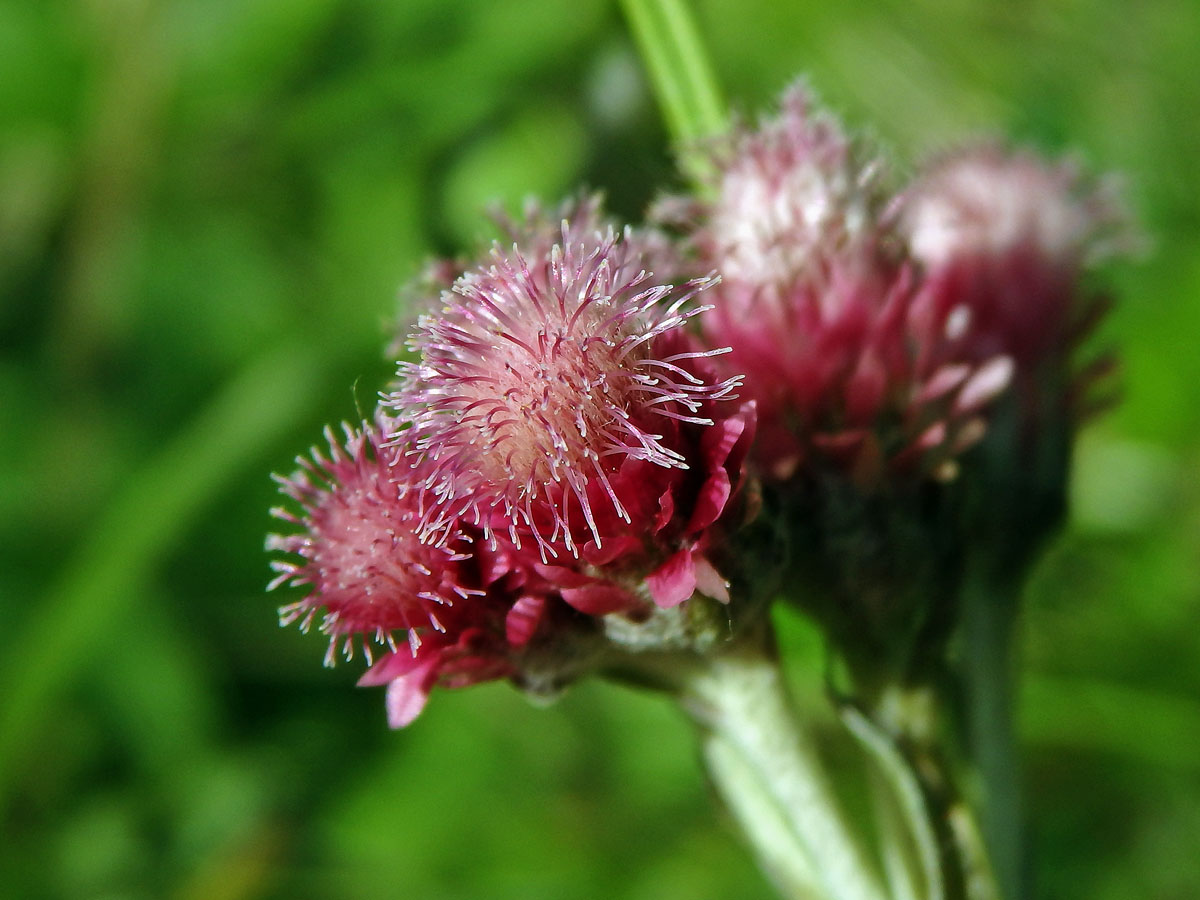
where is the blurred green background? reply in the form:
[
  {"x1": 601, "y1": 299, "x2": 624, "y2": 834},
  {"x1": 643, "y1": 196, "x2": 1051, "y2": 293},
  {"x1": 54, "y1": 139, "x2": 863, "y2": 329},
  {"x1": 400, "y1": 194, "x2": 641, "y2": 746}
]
[{"x1": 1, "y1": 0, "x2": 1197, "y2": 898}]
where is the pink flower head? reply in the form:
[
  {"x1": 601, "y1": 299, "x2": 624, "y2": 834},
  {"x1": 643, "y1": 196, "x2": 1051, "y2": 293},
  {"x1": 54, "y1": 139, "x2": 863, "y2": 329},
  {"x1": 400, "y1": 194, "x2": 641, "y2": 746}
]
[
  {"x1": 901, "y1": 145, "x2": 1132, "y2": 411},
  {"x1": 387, "y1": 194, "x2": 622, "y2": 361},
  {"x1": 272, "y1": 202, "x2": 760, "y2": 728},
  {"x1": 903, "y1": 144, "x2": 1127, "y2": 274},
  {"x1": 675, "y1": 84, "x2": 1012, "y2": 484},
  {"x1": 266, "y1": 407, "x2": 751, "y2": 727},
  {"x1": 705, "y1": 85, "x2": 884, "y2": 285},
  {"x1": 268, "y1": 419, "x2": 488, "y2": 667},
  {"x1": 388, "y1": 212, "x2": 742, "y2": 561},
  {"x1": 268, "y1": 419, "x2": 538, "y2": 725}
]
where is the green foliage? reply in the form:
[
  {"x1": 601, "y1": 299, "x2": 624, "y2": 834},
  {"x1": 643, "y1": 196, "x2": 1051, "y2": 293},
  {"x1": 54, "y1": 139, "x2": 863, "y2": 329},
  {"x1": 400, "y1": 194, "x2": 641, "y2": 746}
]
[{"x1": 1, "y1": 0, "x2": 1197, "y2": 897}]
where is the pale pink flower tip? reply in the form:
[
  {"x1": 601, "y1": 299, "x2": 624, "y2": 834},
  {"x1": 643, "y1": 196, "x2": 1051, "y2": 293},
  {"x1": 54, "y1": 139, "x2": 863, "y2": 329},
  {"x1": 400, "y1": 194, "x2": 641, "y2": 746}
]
[
  {"x1": 683, "y1": 83, "x2": 1010, "y2": 484},
  {"x1": 902, "y1": 145, "x2": 1134, "y2": 409},
  {"x1": 701, "y1": 82, "x2": 884, "y2": 287},
  {"x1": 389, "y1": 217, "x2": 740, "y2": 558},
  {"x1": 267, "y1": 420, "x2": 481, "y2": 668},
  {"x1": 903, "y1": 144, "x2": 1131, "y2": 272}
]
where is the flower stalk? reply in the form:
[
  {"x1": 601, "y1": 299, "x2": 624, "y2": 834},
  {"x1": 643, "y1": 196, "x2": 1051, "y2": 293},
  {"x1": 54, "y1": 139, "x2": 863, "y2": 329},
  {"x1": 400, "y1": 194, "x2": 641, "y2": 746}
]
[
  {"x1": 701, "y1": 730, "x2": 824, "y2": 899},
  {"x1": 961, "y1": 573, "x2": 1025, "y2": 900},
  {"x1": 618, "y1": 0, "x2": 726, "y2": 184},
  {"x1": 672, "y1": 636, "x2": 888, "y2": 900},
  {"x1": 841, "y1": 683, "x2": 1004, "y2": 900},
  {"x1": 839, "y1": 699, "x2": 946, "y2": 900}
]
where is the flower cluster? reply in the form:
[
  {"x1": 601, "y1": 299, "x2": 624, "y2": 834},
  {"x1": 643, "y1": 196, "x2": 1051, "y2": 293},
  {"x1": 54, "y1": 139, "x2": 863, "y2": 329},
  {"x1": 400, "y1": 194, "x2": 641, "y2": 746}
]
[
  {"x1": 269, "y1": 82, "x2": 1130, "y2": 722},
  {"x1": 648, "y1": 85, "x2": 1132, "y2": 681},
  {"x1": 899, "y1": 145, "x2": 1134, "y2": 580},
  {"x1": 658, "y1": 84, "x2": 1021, "y2": 487},
  {"x1": 270, "y1": 198, "x2": 755, "y2": 725}
]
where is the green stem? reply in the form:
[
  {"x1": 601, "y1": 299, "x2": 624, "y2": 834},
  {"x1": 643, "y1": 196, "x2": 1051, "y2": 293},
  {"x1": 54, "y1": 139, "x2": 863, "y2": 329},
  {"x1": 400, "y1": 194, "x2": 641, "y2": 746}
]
[
  {"x1": 677, "y1": 640, "x2": 888, "y2": 900},
  {"x1": 840, "y1": 701, "x2": 945, "y2": 900},
  {"x1": 962, "y1": 575, "x2": 1024, "y2": 900},
  {"x1": 868, "y1": 765, "x2": 923, "y2": 900},
  {"x1": 842, "y1": 681, "x2": 1001, "y2": 900},
  {"x1": 618, "y1": 0, "x2": 727, "y2": 183},
  {"x1": 701, "y1": 730, "x2": 823, "y2": 899}
]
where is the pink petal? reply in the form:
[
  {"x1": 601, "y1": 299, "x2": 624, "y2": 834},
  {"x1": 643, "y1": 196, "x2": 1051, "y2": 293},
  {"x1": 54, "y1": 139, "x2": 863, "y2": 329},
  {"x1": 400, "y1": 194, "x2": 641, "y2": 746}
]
[
  {"x1": 686, "y1": 468, "x2": 731, "y2": 533},
  {"x1": 652, "y1": 489, "x2": 675, "y2": 534},
  {"x1": 912, "y1": 421, "x2": 948, "y2": 452},
  {"x1": 646, "y1": 548, "x2": 697, "y2": 609},
  {"x1": 701, "y1": 409, "x2": 748, "y2": 470},
  {"x1": 954, "y1": 356, "x2": 1014, "y2": 414},
  {"x1": 358, "y1": 648, "x2": 425, "y2": 687},
  {"x1": 721, "y1": 402, "x2": 757, "y2": 483},
  {"x1": 692, "y1": 553, "x2": 731, "y2": 604},
  {"x1": 505, "y1": 594, "x2": 546, "y2": 646},
  {"x1": 532, "y1": 563, "x2": 595, "y2": 589},
  {"x1": 844, "y1": 351, "x2": 887, "y2": 425},
  {"x1": 582, "y1": 534, "x2": 643, "y2": 566},
  {"x1": 478, "y1": 545, "x2": 519, "y2": 585},
  {"x1": 384, "y1": 659, "x2": 441, "y2": 728},
  {"x1": 560, "y1": 583, "x2": 640, "y2": 615},
  {"x1": 917, "y1": 364, "x2": 971, "y2": 405}
]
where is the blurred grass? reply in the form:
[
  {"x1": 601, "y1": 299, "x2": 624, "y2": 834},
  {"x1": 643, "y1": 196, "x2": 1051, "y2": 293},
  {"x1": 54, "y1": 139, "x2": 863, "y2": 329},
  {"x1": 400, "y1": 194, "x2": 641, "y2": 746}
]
[{"x1": 1, "y1": 0, "x2": 1197, "y2": 898}]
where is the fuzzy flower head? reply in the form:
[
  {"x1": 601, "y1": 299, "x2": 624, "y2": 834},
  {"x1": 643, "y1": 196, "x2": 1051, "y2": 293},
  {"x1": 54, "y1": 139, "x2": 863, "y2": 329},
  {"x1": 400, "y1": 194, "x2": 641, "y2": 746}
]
[
  {"x1": 390, "y1": 219, "x2": 740, "y2": 558},
  {"x1": 903, "y1": 144, "x2": 1128, "y2": 272},
  {"x1": 267, "y1": 412, "x2": 756, "y2": 728},
  {"x1": 898, "y1": 145, "x2": 1137, "y2": 573},
  {"x1": 268, "y1": 420, "x2": 487, "y2": 667},
  {"x1": 699, "y1": 83, "x2": 885, "y2": 287},
  {"x1": 673, "y1": 85, "x2": 1012, "y2": 484},
  {"x1": 269, "y1": 419, "x2": 562, "y2": 726},
  {"x1": 901, "y1": 144, "x2": 1132, "y2": 384}
]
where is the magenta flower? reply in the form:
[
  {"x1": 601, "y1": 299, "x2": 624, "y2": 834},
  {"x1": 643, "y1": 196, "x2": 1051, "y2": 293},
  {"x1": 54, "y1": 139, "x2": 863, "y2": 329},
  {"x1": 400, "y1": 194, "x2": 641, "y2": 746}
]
[
  {"x1": 667, "y1": 84, "x2": 1012, "y2": 485},
  {"x1": 270, "y1": 199, "x2": 766, "y2": 727},
  {"x1": 690, "y1": 84, "x2": 882, "y2": 288},
  {"x1": 267, "y1": 420, "x2": 499, "y2": 663},
  {"x1": 268, "y1": 420, "x2": 530, "y2": 724},
  {"x1": 388, "y1": 212, "x2": 744, "y2": 566},
  {"x1": 901, "y1": 144, "x2": 1132, "y2": 415},
  {"x1": 266, "y1": 409, "x2": 754, "y2": 726}
]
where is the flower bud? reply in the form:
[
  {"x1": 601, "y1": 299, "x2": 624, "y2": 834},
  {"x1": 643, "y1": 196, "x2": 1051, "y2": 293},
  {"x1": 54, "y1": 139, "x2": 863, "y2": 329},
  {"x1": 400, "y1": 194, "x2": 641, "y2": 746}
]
[
  {"x1": 902, "y1": 144, "x2": 1131, "y2": 404},
  {"x1": 902, "y1": 145, "x2": 1136, "y2": 574},
  {"x1": 268, "y1": 420, "x2": 533, "y2": 723},
  {"x1": 663, "y1": 83, "x2": 1012, "y2": 488}
]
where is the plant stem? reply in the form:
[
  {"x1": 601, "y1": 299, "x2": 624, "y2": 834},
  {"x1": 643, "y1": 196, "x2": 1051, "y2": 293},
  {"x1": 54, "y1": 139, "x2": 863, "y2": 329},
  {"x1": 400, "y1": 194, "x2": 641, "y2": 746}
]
[
  {"x1": 868, "y1": 765, "x2": 922, "y2": 900},
  {"x1": 840, "y1": 700, "x2": 945, "y2": 900},
  {"x1": 701, "y1": 730, "x2": 823, "y2": 899},
  {"x1": 677, "y1": 639, "x2": 888, "y2": 900},
  {"x1": 962, "y1": 575, "x2": 1024, "y2": 900},
  {"x1": 618, "y1": 0, "x2": 727, "y2": 184}
]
